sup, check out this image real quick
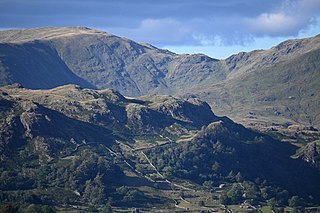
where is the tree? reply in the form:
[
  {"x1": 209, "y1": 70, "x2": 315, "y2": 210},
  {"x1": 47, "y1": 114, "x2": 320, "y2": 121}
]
[
  {"x1": 219, "y1": 193, "x2": 229, "y2": 205},
  {"x1": 268, "y1": 197, "x2": 277, "y2": 209},
  {"x1": 116, "y1": 186, "x2": 144, "y2": 203},
  {"x1": 235, "y1": 172, "x2": 243, "y2": 182},
  {"x1": 83, "y1": 174, "x2": 106, "y2": 205},
  {"x1": 226, "y1": 184, "x2": 243, "y2": 203},
  {"x1": 245, "y1": 186, "x2": 258, "y2": 202},
  {"x1": 40, "y1": 205, "x2": 55, "y2": 213},
  {"x1": 116, "y1": 186, "x2": 130, "y2": 196},
  {"x1": 100, "y1": 204, "x2": 112, "y2": 213},
  {"x1": 203, "y1": 180, "x2": 213, "y2": 188},
  {"x1": 288, "y1": 196, "x2": 301, "y2": 208},
  {"x1": 261, "y1": 187, "x2": 271, "y2": 200},
  {"x1": 123, "y1": 189, "x2": 143, "y2": 202},
  {"x1": 275, "y1": 207, "x2": 285, "y2": 213},
  {"x1": 212, "y1": 161, "x2": 220, "y2": 172},
  {"x1": 163, "y1": 166, "x2": 174, "y2": 177},
  {"x1": 0, "y1": 204, "x2": 18, "y2": 213}
]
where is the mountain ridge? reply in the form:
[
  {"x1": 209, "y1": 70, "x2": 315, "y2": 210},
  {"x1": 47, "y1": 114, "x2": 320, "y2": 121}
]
[{"x1": 0, "y1": 26, "x2": 319, "y2": 129}]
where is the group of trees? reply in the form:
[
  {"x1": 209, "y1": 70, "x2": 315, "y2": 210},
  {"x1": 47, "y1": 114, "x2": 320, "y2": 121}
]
[
  {"x1": 145, "y1": 121, "x2": 320, "y2": 206},
  {"x1": 0, "y1": 203, "x2": 55, "y2": 213},
  {"x1": 0, "y1": 145, "x2": 124, "y2": 209},
  {"x1": 114, "y1": 186, "x2": 145, "y2": 204}
]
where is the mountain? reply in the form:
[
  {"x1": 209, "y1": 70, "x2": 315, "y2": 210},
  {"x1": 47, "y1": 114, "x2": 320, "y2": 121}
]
[
  {"x1": 224, "y1": 35, "x2": 320, "y2": 78},
  {"x1": 1, "y1": 27, "x2": 320, "y2": 130},
  {"x1": 0, "y1": 27, "x2": 227, "y2": 97},
  {"x1": 190, "y1": 47, "x2": 320, "y2": 127},
  {"x1": 1, "y1": 84, "x2": 320, "y2": 212},
  {"x1": 0, "y1": 27, "x2": 319, "y2": 131}
]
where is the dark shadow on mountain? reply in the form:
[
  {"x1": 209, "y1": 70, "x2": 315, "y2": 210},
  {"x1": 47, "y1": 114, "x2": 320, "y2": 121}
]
[{"x1": 0, "y1": 41, "x2": 96, "y2": 89}]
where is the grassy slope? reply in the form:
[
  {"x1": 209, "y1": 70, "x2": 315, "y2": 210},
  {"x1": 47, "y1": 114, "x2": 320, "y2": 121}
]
[{"x1": 196, "y1": 48, "x2": 320, "y2": 128}]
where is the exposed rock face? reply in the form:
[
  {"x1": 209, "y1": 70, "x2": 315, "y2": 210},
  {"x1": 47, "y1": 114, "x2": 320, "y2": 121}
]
[
  {"x1": 126, "y1": 104, "x2": 163, "y2": 133},
  {"x1": 300, "y1": 141, "x2": 320, "y2": 169},
  {"x1": 145, "y1": 95, "x2": 215, "y2": 126}
]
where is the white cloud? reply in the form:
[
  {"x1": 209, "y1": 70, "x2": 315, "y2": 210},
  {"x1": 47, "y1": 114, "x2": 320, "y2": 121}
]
[
  {"x1": 1, "y1": 0, "x2": 320, "y2": 47},
  {"x1": 192, "y1": 34, "x2": 224, "y2": 46},
  {"x1": 107, "y1": 18, "x2": 197, "y2": 45},
  {"x1": 245, "y1": 0, "x2": 320, "y2": 37},
  {"x1": 246, "y1": 13, "x2": 297, "y2": 36}
]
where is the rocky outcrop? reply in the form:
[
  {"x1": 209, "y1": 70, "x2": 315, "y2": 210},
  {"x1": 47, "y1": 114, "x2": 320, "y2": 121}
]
[
  {"x1": 0, "y1": 84, "x2": 219, "y2": 140},
  {"x1": 300, "y1": 141, "x2": 320, "y2": 169}
]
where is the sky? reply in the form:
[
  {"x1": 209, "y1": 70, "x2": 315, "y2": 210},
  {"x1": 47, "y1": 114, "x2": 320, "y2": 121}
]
[{"x1": 0, "y1": 0, "x2": 320, "y2": 59}]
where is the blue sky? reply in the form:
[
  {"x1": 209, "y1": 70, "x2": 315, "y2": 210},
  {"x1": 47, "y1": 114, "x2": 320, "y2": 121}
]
[{"x1": 0, "y1": 0, "x2": 320, "y2": 59}]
